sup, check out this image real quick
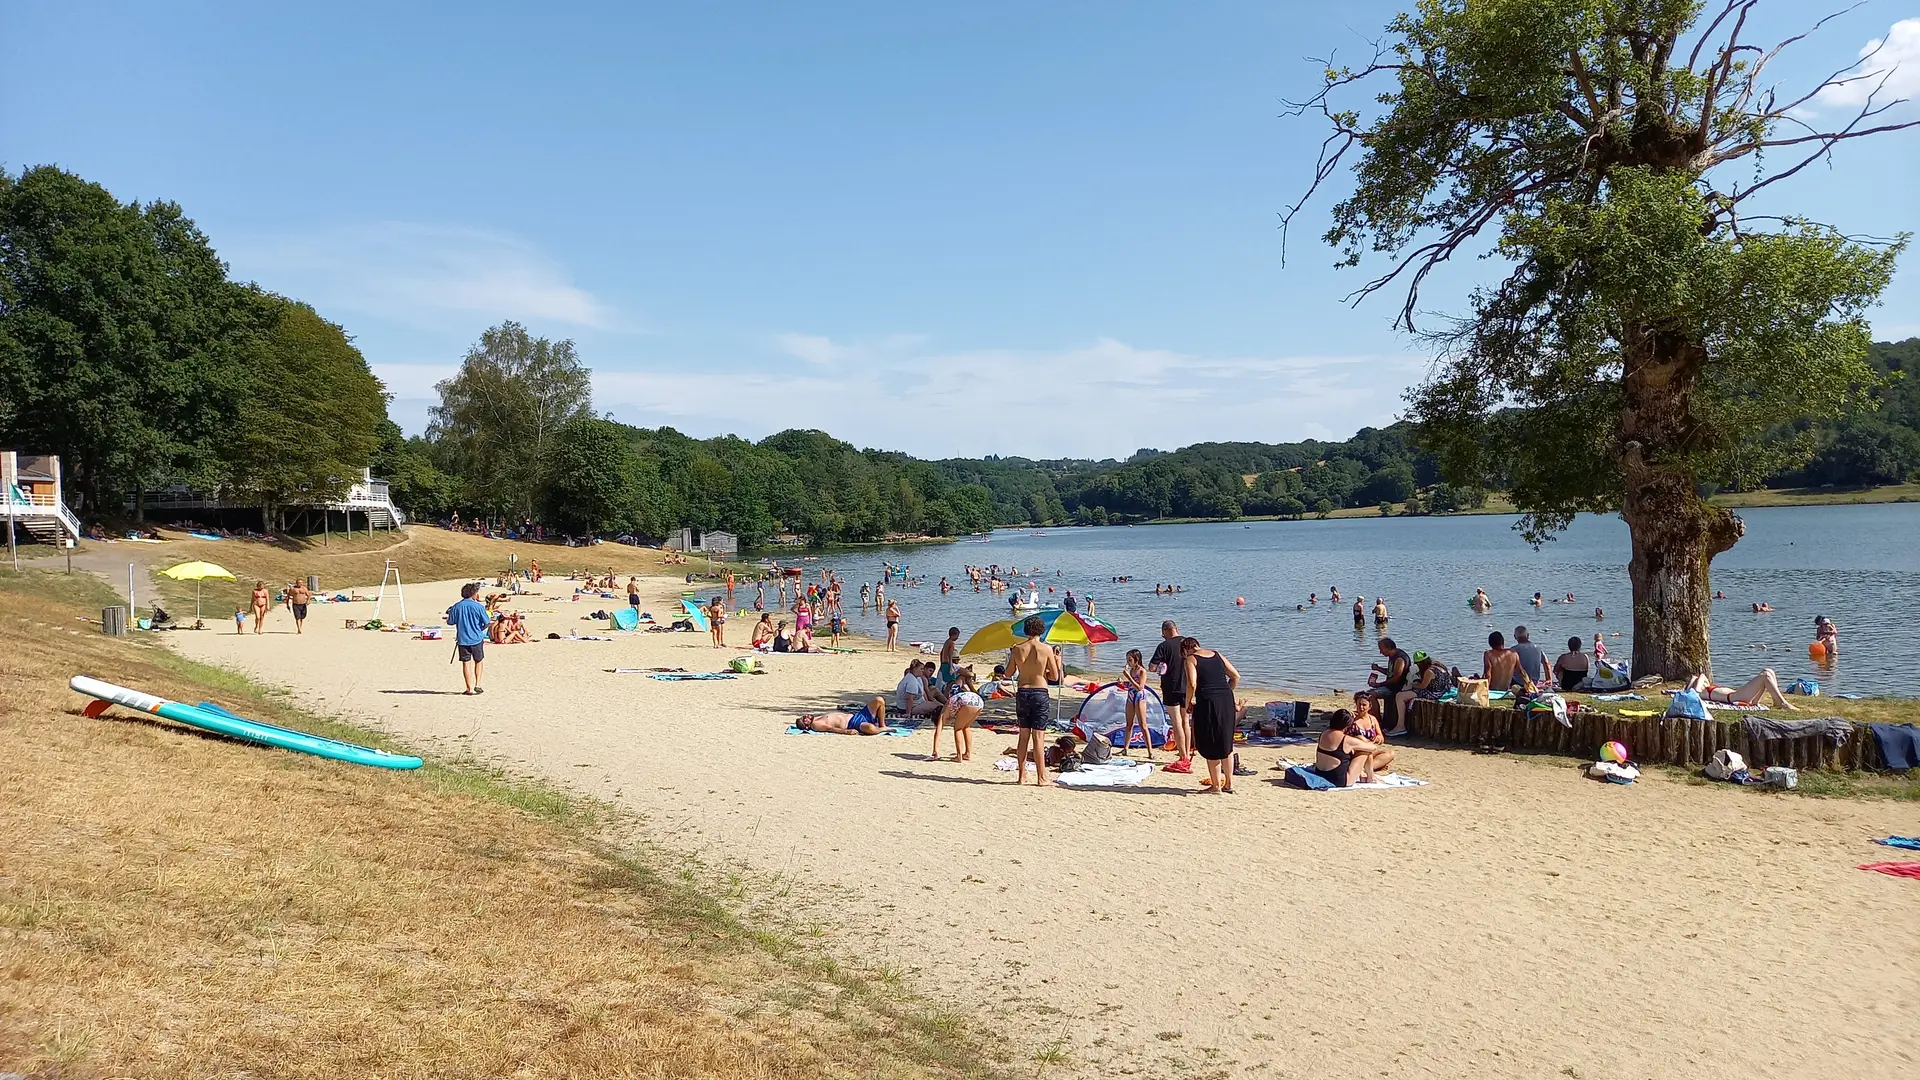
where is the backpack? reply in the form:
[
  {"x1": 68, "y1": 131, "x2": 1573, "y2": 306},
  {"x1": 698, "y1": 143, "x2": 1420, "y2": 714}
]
[
  {"x1": 1704, "y1": 748, "x2": 1746, "y2": 781},
  {"x1": 1665, "y1": 688, "x2": 1709, "y2": 720},
  {"x1": 1081, "y1": 732, "x2": 1113, "y2": 765}
]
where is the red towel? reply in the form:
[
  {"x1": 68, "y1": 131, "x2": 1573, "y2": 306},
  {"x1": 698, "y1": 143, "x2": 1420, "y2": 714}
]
[{"x1": 1857, "y1": 862, "x2": 1920, "y2": 879}]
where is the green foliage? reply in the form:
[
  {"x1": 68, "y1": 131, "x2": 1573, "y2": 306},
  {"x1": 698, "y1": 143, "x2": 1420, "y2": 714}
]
[
  {"x1": 371, "y1": 421, "x2": 458, "y2": 516},
  {"x1": 538, "y1": 417, "x2": 648, "y2": 536},
  {"x1": 428, "y1": 322, "x2": 592, "y2": 519},
  {"x1": 0, "y1": 166, "x2": 256, "y2": 510},
  {"x1": 221, "y1": 296, "x2": 386, "y2": 527}
]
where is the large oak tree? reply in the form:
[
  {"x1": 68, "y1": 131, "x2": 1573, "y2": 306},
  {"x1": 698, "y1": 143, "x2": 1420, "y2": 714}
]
[{"x1": 1286, "y1": 0, "x2": 1914, "y2": 678}]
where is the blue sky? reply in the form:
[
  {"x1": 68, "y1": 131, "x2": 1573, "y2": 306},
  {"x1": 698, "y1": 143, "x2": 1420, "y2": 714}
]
[{"x1": 5, "y1": 1, "x2": 1917, "y2": 459}]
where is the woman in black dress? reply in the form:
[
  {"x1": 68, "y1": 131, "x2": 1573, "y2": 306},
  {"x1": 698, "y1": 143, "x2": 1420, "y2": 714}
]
[{"x1": 1181, "y1": 636, "x2": 1241, "y2": 793}]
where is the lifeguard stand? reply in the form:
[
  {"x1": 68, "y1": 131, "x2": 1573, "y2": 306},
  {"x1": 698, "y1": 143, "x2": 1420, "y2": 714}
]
[{"x1": 372, "y1": 559, "x2": 406, "y2": 622}]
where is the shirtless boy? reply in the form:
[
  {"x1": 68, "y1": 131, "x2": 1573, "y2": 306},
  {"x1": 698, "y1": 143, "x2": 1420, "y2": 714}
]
[{"x1": 1006, "y1": 615, "x2": 1063, "y2": 785}]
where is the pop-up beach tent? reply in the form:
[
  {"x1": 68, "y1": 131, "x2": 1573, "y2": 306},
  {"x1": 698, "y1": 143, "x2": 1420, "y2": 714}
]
[{"x1": 1071, "y1": 682, "x2": 1170, "y2": 749}]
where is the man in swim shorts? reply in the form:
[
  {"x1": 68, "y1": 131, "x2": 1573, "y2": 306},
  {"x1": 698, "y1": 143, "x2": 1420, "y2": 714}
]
[
  {"x1": 796, "y1": 697, "x2": 891, "y2": 734},
  {"x1": 1006, "y1": 615, "x2": 1061, "y2": 785},
  {"x1": 287, "y1": 578, "x2": 311, "y2": 635}
]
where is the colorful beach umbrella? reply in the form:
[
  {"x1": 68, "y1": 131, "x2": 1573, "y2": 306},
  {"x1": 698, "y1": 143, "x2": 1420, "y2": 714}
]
[
  {"x1": 160, "y1": 560, "x2": 235, "y2": 618},
  {"x1": 960, "y1": 609, "x2": 1119, "y2": 654}
]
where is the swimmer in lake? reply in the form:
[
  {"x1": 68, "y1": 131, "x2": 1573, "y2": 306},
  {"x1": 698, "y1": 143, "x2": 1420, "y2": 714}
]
[
  {"x1": 1329, "y1": 586, "x2": 1341, "y2": 602},
  {"x1": 1594, "y1": 607, "x2": 1605, "y2": 620},
  {"x1": 1531, "y1": 592, "x2": 1543, "y2": 607},
  {"x1": 1470, "y1": 588, "x2": 1491, "y2": 613},
  {"x1": 1752, "y1": 602, "x2": 1773, "y2": 613}
]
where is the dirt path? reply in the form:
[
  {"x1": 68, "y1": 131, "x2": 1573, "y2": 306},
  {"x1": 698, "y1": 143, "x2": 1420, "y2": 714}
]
[{"x1": 164, "y1": 577, "x2": 1920, "y2": 1080}]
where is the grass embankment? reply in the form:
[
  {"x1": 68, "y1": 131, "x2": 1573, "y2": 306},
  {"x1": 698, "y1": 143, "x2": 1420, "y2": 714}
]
[
  {"x1": 63, "y1": 525, "x2": 687, "y2": 617},
  {"x1": 0, "y1": 567, "x2": 1000, "y2": 1079}
]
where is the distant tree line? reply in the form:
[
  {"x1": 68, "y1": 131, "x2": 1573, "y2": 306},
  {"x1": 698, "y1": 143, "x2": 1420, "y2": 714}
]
[{"x1": 6, "y1": 166, "x2": 1911, "y2": 549}]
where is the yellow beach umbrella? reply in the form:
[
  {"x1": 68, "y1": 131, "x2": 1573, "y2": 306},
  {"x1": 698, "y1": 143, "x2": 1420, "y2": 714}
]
[{"x1": 161, "y1": 560, "x2": 236, "y2": 618}]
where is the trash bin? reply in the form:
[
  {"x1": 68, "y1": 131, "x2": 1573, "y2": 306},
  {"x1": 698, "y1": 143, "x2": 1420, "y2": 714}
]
[
  {"x1": 102, "y1": 606, "x2": 127, "y2": 636},
  {"x1": 306, "y1": 574, "x2": 320, "y2": 592}
]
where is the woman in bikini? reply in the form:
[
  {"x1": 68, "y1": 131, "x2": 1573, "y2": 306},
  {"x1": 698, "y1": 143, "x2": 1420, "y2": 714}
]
[
  {"x1": 250, "y1": 581, "x2": 271, "y2": 634},
  {"x1": 1683, "y1": 670, "x2": 1797, "y2": 710},
  {"x1": 1314, "y1": 710, "x2": 1379, "y2": 787},
  {"x1": 1118, "y1": 648, "x2": 1155, "y2": 759},
  {"x1": 930, "y1": 666, "x2": 984, "y2": 761},
  {"x1": 884, "y1": 599, "x2": 900, "y2": 652}
]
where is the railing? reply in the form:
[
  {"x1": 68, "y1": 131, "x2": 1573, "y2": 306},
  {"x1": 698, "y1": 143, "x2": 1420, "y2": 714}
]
[{"x1": 2, "y1": 491, "x2": 83, "y2": 539}]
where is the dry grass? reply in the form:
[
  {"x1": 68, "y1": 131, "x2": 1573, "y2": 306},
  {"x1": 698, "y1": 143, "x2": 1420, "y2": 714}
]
[
  {"x1": 63, "y1": 525, "x2": 699, "y2": 616},
  {"x1": 0, "y1": 568, "x2": 999, "y2": 1079}
]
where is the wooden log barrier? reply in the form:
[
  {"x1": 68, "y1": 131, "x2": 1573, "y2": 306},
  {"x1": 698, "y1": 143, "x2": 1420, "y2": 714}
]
[{"x1": 1406, "y1": 700, "x2": 1893, "y2": 773}]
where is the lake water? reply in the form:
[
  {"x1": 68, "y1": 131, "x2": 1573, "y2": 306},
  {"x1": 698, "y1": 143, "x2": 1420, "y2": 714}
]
[{"x1": 813, "y1": 504, "x2": 1920, "y2": 698}]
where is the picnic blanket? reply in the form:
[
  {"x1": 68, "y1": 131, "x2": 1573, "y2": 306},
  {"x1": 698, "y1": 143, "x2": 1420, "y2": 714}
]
[
  {"x1": 1278, "y1": 761, "x2": 1429, "y2": 790},
  {"x1": 1241, "y1": 733, "x2": 1316, "y2": 747},
  {"x1": 1054, "y1": 761, "x2": 1155, "y2": 787},
  {"x1": 648, "y1": 672, "x2": 736, "y2": 681}
]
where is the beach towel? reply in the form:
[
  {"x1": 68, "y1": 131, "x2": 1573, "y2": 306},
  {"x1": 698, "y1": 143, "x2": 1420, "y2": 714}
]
[
  {"x1": 1054, "y1": 761, "x2": 1154, "y2": 787},
  {"x1": 1618, "y1": 708, "x2": 1660, "y2": 718},
  {"x1": 1591, "y1": 692, "x2": 1645, "y2": 702},
  {"x1": 648, "y1": 672, "x2": 737, "y2": 681},
  {"x1": 1743, "y1": 716, "x2": 1853, "y2": 747},
  {"x1": 1330, "y1": 772, "x2": 1428, "y2": 790},
  {"x1": 1869, "y1": 723, "x2": 1920, "y2": 770},
  {"x1": 1856, "y1": 862, "x2": 1920, "y2": 880},
  {"x1": 1279, "y1": 762, "x2": 1427, "y2": 790},
  {"x1": 784, "y1": 724, "x2": 913, "y2": 737},
  {"x1": 1872, "y1": 836, "x2": 1920, "y2": 850}
]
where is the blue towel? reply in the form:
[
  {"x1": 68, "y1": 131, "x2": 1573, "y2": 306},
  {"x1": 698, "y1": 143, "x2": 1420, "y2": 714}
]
[
  {"x1": 1870, "y1": 724, "x2": 1920, "y2": 770},
  {"x1": 1873, "y1": 836, "x2": 1920, "y2": 850}
]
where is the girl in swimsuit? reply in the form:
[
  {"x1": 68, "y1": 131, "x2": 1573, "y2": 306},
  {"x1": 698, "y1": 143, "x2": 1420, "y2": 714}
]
[
  {"x1": 930, "y1": 666, "x2": 984, "y2": 761},
  {"x1": 1119, "y1": 649, "x2": 1153, "y2": 759}
]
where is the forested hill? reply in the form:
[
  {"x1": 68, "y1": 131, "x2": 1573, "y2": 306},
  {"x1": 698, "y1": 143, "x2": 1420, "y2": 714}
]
[{"x1": 8, "y1": 165, "x2": 1912, "y2": 548}]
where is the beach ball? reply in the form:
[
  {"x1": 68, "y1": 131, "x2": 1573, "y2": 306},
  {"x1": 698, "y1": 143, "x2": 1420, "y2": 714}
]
[
  {"x1": 1601, "y1": 740, "x2": 1630, "y2": 764},
  {"x1": 1808, "y1": 641, "x2": 1828, "y2": 661}
]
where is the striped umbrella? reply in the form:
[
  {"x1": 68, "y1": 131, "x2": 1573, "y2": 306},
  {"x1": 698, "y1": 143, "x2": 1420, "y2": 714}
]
[{"x1": 960, "y1": 609, "x2": 1120, "y2": 654}]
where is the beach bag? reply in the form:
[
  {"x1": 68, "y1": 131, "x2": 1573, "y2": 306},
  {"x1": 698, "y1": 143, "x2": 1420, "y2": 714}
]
[
  {"x1": 1665, "y1": 689, "x2": 1709, "y2": 720},
  {"x1": 1081, "y1": 732, "x2": 1113, "y2": 765},
  {"x1": 1785, "y1": 678, "x2": 1820, "y2": 696},
  {"x1": 1583, "y1": 661, "x2": 1631, "y2": 692},
  {"x1": 1704, "y1": 748, "x2": 1746, "y2": 781},
  {"x1": 1763, "y1": 766, "x2": 1798, "y2": 790},
  {"x1": 1457, "y1": 678, "x2": 1490, "y2": 707},
  {"x1": 1283, "y1": 765, "x2": 1334, "y2": 790}
]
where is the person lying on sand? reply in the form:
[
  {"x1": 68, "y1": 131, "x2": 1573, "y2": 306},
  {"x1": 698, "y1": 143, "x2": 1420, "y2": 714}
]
[
  {"x1": 796, "y1": 698, "x2": 891, "y2": 735},
  {"x1": 1683, "y1": 670, "x2": 1796, "y2": 710}
]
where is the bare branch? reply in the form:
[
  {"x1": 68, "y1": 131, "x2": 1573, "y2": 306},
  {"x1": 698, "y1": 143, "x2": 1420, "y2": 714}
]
[{"x1": 1684, "y1": 0, "x2": 1747, "y2": 71}]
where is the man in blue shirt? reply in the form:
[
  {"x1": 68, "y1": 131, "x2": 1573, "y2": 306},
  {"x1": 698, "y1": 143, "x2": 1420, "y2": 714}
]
[{"x1": 447, "y1": 582, "x2": 492, "y2": 695}]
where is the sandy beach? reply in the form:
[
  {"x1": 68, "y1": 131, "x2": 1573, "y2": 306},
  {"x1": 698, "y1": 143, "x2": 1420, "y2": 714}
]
[{"x1": 160, "y1": 573, "x2": 1920, "y2": 1079}]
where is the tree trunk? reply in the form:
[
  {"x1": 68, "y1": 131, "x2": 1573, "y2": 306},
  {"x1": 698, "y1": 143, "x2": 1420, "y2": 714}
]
[{"x1": 1618, "y1": 328, "x2": 1745, "y2": 681}]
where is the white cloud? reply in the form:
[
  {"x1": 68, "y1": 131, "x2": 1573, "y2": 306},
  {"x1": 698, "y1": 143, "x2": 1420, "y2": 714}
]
[
  {"x1": 592, "y1": 334, "x2": 1418, "y2": 458},
  {"x1": 224, "y1": 223, "x2": 615, "y2": 330},
  {"x1": 1812, "y1": 18, "x2": 1920, "y2": 111}
]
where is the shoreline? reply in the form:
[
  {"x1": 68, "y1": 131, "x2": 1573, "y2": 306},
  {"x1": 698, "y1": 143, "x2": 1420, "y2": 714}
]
[{"x1": 151, "y1": 570, "x2": 1920, "y2": 1079}]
